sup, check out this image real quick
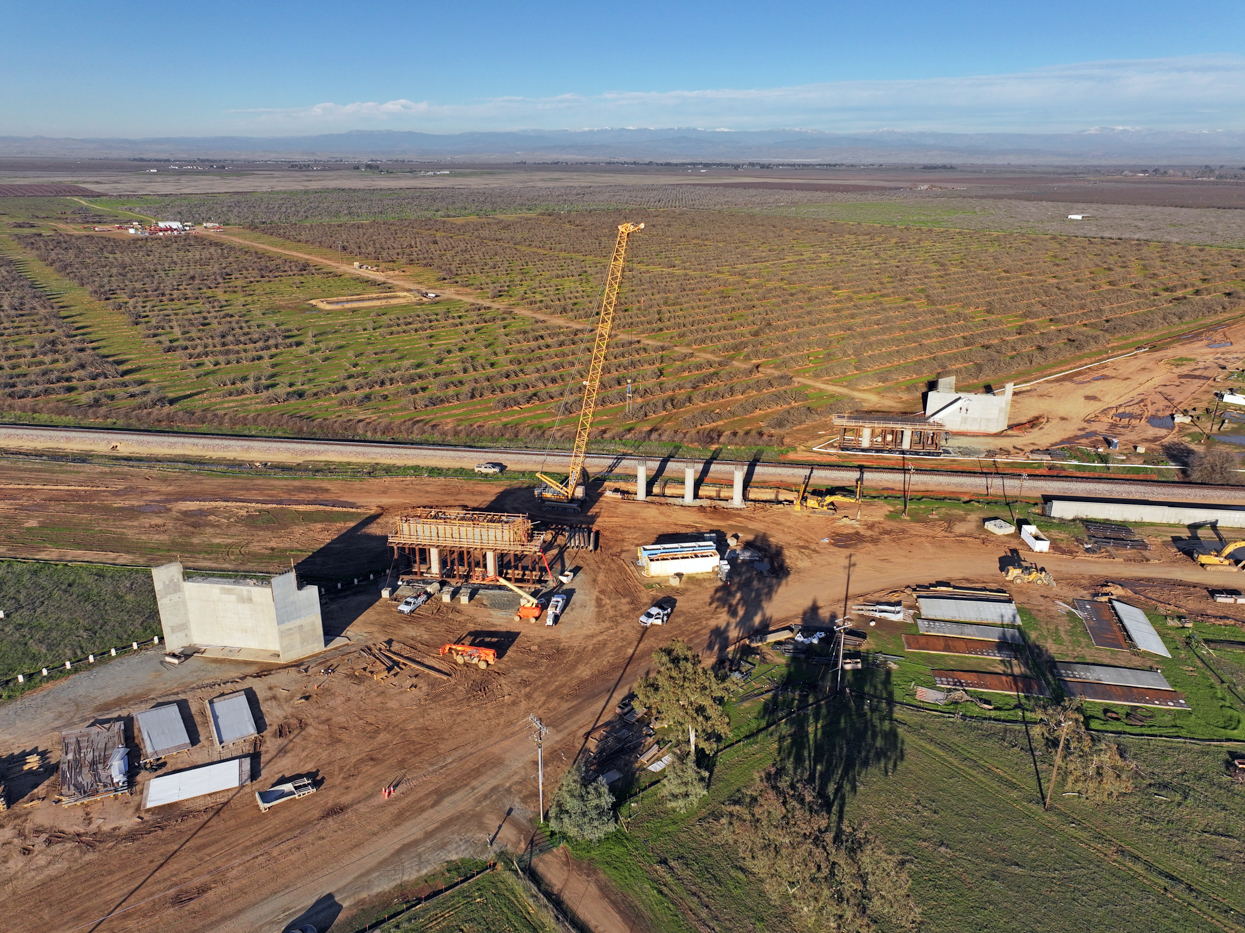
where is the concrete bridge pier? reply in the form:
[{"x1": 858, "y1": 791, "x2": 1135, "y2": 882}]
[{"x1": 636, "y1": 459, "x2": 647, "y2": 501}]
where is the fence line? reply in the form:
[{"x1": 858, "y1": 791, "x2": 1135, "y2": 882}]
[{"x1": 0, "y1": 636, "x2": 162, "y2": 690}]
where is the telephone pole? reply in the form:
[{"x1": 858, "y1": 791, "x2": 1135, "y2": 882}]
[{"x1": 529, "y1": 714, "x2": 548, "y2": 820}]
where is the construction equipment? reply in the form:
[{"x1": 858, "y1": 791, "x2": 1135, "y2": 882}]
[
  {"x1": 792, "y1": 469, "x2": 861, "y2": 512},
  {"x1": 536, "y1": 222, "x2": 644, "y2": 512},
  {"x1": 490, "y1": 576, "x2": 547, "y2": 622},
  {"x1": 439, "y1": 644, "x2": 498, "y2": 669},
  {"x1": 1197, "y1": 541, "x2": 1245, "y2": 571},
  {"x1": 1002, "y1": 549, "x2": 1054, "y2": 585},
  {"x1": 255, "y1": 777, "x2": 317, "y2": 812}
]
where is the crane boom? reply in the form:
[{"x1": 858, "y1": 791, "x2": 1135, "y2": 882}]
[{"x1": 537, "y1": 221, "x2": 643, "y2": 504}]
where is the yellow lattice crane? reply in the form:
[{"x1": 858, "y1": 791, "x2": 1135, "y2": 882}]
[{"x1": 537, "y1": 222, "x2": 643, "y2": 511}]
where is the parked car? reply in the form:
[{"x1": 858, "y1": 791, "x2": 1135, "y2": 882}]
[
  {"x1": 546, "y1": 593, "x2": 568, "y2": 626},
  {"x1": 474, "y1": 462, "x2": 505, "y2": 475},
  {"x1": 639, "y1": 602, "x2": 674, "y2": 627}
]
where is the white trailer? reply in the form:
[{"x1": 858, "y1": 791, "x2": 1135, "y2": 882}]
[{"x1": 1019, "y1": 522, "x2": 1050, "y2": 553}]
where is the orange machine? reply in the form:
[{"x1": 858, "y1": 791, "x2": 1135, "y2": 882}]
[{"x1": 439, "y1": 644, "x2": 498, "y2": 669}]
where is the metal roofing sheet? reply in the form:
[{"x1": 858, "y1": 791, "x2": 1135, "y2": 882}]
[
  {"x1": 1059, "y1": 681, "x2": 1189, "y2": 709},
  {"x1": 208, "y1": 691, "x2": 258, "y2": 746},
  {"x1": 1054, "y1": 663, "x2": 1173, "y2": 691},
  {"x1": 916, "y1": 620, "x2": 1025, "y2": 643},
  {"x1": 1110, "y1": 600, "x2": 1172, "y2": 658},
  {"x1": 903, "y1": 634, "x2": 1023, "y2": 659},
  {"x1": 134, "y1": 705, "x2": 192, "y2": 758},
  {"x1": 917, "y1": 596, "x2": 1021, "y2": 626},
  {"x1": 932, "y1": 670, "x2": 1049, "y2": 697},
  {"x1": 143, "y1": 757, "x2": 252, "y2": 808},
  {"x1": 1072, "y1": 599, "x2": 1130, "y2": 651}
]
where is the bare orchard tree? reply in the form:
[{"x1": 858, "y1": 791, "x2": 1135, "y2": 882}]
[{"x1": 1191, "y1": 445, "x2": 1245, "y2": 485}]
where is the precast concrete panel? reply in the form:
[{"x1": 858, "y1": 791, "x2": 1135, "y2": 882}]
[
  {"x1": 184, "y1": 581, "x2": 280, "y2": 652},
  {"x1": 152, "y1": 562, "x2": 193, "y2": 652}
]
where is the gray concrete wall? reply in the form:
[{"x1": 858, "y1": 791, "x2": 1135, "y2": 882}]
[
  {"x1": 925, "y1": 378, "x2": 1013, "y2": 434},
  {"x1": 1047, "y1": 498, "x2": 1245, "y2": 528},
  {"x1": 184, "y1": 580, "x2": 281, "y2": 652},
  {"x1": 271, "y1": 571, "x2": 324, "y2": 660},
  {"x1": 152, "y1": 562, "x2": 193, "y2": 652}
]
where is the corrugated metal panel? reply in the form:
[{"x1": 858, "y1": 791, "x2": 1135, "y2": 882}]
[
  {"x1": 640, "y1": 554, "x2": 720, "y2": 577},
  {"x1": 902, "y1": 635, "x2": 1022, "y2": 659},
  {"x1": 916, "y1": 620, "x2": 1024, "y2": 643},
  {"x1": 208, "y1": 691, "x2": 258, "y2": 746},
  {"x1": 917, "y1": 596, "x2": 1021, "y2": 626},
  {"x1": 135, "y1": 705, "x2": 192, "y2": 758},
  {"x1": 1054, "y1": 663, "x2": 1173, "y2": 691},
  {"x1": 1059, "y1": 681, "x2": 1189, "y2": 709},
  {"x1": 1072, "y1": 599, "x2": 1130, "y2": 651},
  {"x1": 143, "y1": 757, "x2": 253, "y2": 808},
  {"x1": 1110, "y1": 601, "x2": 1172, "y2": 658},
  {"x1": 932, "y1": 670, "x2": 1050, "y2": 697}
]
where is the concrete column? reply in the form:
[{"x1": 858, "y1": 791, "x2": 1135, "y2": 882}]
[
  {"x1": 901, "y1": 428, "x2": 913, "y2": 450},
  {"x1": 636, "y1": 459, "x2": 647, "y2": 501},
  {"x1": 732, "y1": 465, "x2": 745, "y2": 507},
  {"x1": 429, "y1": 548, "x2": 441, "y2": 576},
  {"x1": 486, "y1": 551, "x2": 497, "y2": 577},
  {"x1": 684, "y1": 465, "x2": 695, "y2": 504},
  {"x1": 860, "y1": 428, "x2": 872, "y2": 447}
]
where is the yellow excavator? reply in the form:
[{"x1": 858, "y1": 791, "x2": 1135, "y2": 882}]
[
  {"x1": 1197, "y1": 541, "x2": 1245, "y2": 571},
  {"x1": 792, "y1": 470, "x2": 862, "y2": 512},
  {"x1": 536, "y1": 222, "x2": 644, "y2": 513}
]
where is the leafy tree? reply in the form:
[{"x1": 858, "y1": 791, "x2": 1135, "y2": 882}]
[
  {"x1": 633, "y1": 640, "x2": 731, "y2": 755},
  {"x1": 723, "y1": 767, "x2": 919, "y2": 932},
  {"x1": 657, "y1": 753, "x2": 709, "y2": 812},
  {"x1": 547, "y1": 764, "x2": 616, "y2": 842},
  {"x1": 1036, "y1": 699, "x2": 1137, "y2": 806}
]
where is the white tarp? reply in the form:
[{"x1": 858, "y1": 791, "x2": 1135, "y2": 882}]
[
  {"x1": 917, "y1": 596, "x2": 1021, "y2": 626},
  {"x1": 135, "y1": 704, "x2": 192, "y2": 758},
  {"x1": 1055, "y1": 662, "x2": 1173, "y2": 690},
  {"x1": 208, "y1": 691, "x2": 258, "y2": 746},
  {"x1": 1110, "y1": 601, "x2": 1172, "y2": 658},
  {"x1": 143, "y1": 757, "x2": 252, "y2": 808}
]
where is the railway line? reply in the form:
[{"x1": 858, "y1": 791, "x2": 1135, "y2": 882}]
[{"x1": 2, "y1": 423, "x2": 1242, "y2": 505}]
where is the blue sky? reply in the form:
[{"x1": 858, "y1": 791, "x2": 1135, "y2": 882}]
[{"x1": 2, "y1": 0, "x2": 1242, "y2": 137}]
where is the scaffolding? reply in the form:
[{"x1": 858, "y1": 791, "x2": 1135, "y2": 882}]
[
  {"x1": 388, "y1": 509, "x2": 547, "y2": 583},
  {"x1": 832, "y1": 412, "x2": 945, "y2": 454}
]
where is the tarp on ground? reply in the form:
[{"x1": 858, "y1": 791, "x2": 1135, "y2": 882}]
[
  {"x1": 207, "y1": 691, "x2": 258, "y2": 747},
  {"x1": 917, "y1": 596, "x2": 1021, "y2": 626},
  {"x1": 1059, "y1": 681, "x2": 1189, "y2": 709},
  {"x1": 1110, "y1": 601, "x2": 1172, "y2": 658},
  {"x1": 134, "y1": 704, "x2": 192, "y2": 758},
  {"x1": 143, "y1": 757, "x2": 253, "y2": 808},
  {"x1": 1054, "y1": 662, "x2": 1173, "y2": 691},
  {"x1": 916, "y1": 620, "x2": 1025, "y2": 643}
]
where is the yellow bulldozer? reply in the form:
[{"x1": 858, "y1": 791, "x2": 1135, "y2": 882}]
[
  {"x1": 792, "y1": 471, "x2": 862, "y2": 513},
  {"x1": 1197, "y1": 541, "x2": 1245, "y2": 571}
]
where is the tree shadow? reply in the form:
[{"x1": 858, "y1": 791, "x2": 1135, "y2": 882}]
[
  {"x1": 775, "y1": 665, "x2": 903, "y2": 828},
  {"x1": 283, "y1": 892, "x2": 342, "y2": 932},
  {"x1": 705, "y1": 535, "x2": 787, "y2": 657}
]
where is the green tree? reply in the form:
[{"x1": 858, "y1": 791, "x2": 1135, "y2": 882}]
[
  {"x1": 723, "y1": 767, "x2": 919, "y2": 932},
  {"x1": 1036, "y1": 699, "x2": 1137, "y2": 805},
  {"x1": 657, "y1": 753, "x2": 709, "y2": 812},
  {"x1": 633, "y1": 640, "x2": 730, "y2": 755},
  {"x1": 547, "y1": 764, "x2": 616, "y2": 842}
]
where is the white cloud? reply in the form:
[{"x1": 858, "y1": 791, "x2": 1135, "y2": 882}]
[{"x1": 232, "y1": 56, "x2": 1245, "y2": 133}]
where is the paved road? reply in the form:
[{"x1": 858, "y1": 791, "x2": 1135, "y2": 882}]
[{"x1": 4, "y1": 423, "x2": 1244, "y2": 505}]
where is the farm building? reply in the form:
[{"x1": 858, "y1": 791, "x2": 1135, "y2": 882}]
[
  {"x1": 152, "y1": 563, "x2": 324, "y2": 662},
  {"x1": 134, "y1": 704, "x2": 193, "y2": 761},
  {"x1": 830, "y1": 412, "x2": 946, "y2": 455},
  {"x1": 207, "y1": 691, "x2": 259, "y2": 748},
  {"x1": 388, "y1": 509, "x2": 547, "y2": 583},
  {"x1": 924, "y1": 376, "x2": 1014, "y2": 434}
]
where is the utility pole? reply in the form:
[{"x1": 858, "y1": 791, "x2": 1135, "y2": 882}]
[
  {"x1": 626, "y1": 378, "x2": 633, "y2": 417},
  {"x1": 1044, "y1": 717, "x2": 1070, "y2": 811},
  {"x1": 529, "y1": 714, "x2": 548, "y2": 820}
]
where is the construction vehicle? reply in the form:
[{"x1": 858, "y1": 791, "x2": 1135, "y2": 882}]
[
  {"x1": 439, "y1": 644, "x2": 498, "y2": 669},
  {"x1": 792, "y1": 469, "x2": 862, "y2": 512},
  {"x1": 1002, "y1": 549, "x2": 1055, "y2": 585},
  {"x1": 491, "y1": 576, "x2": 547, "y2": 622},
  {"x1": 1197, "y1": 541, "x2": 1245, "y2": 571},
  {"x1": 536, "y1": 222, "x2": 644, "y2": 512},
  {"x1": 255, "y1": 776, "x2": 317, "y2": 812}
]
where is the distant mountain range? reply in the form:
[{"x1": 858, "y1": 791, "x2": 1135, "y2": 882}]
[{"x1": 2, "y1": 127, "x2": 1244, "y2": 163}]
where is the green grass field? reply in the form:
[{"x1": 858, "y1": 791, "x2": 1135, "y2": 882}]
[
  {"x1": 572, "y1": 682, "x2": 1245, "y2": 933},
  {"x1": 0, "y1": 560, "x2": 159, "y2": 694},
  {"x1": 368, "y1": 870, "x2": 559, "y2": 933}
]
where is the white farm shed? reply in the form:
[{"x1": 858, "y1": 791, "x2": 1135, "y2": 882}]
[
  {"x1": 143, "y1": 757, "x2": 253, "y2": 808},
  {"x1": 637, "y1": 541, "x2": 721, "y2": 577}
]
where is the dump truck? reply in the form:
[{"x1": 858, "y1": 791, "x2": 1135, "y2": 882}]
[{"x1": 440, "y1": 644, "x2": 498, "y2": 669}]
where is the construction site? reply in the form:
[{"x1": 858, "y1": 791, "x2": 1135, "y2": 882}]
[{"x1": 1, "y1": 220, "x2": 1245, "y2": 933}]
